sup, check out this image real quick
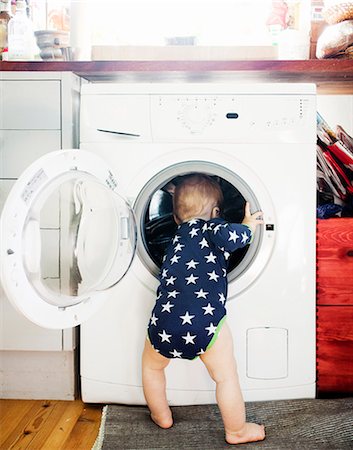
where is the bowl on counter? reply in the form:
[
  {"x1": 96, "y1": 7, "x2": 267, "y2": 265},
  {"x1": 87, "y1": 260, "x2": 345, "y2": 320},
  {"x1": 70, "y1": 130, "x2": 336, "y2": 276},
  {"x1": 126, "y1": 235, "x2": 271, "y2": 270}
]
[{"x1": 34, "y1": 30, "x2": 71, "y2": 60}]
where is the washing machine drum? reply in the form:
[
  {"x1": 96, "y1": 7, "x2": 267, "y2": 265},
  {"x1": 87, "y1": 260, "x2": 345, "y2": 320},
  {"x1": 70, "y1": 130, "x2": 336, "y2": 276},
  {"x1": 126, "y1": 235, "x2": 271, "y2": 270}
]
[{"x1": 143, "y1": 175, "x2": 249, "y2": 273}]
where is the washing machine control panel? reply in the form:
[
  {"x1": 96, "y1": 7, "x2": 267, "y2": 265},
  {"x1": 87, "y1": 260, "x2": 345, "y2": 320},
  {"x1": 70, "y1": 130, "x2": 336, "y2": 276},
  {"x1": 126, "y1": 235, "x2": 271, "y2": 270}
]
[
  {"x1": 177, "y1": 97, "x2": 217, "y2": 134},
  {"x1": 154, "y1": 95, "x2": 240, "y2": 137},
  {"x1": 150, "y1": 94, "x2": 316, "y2": 144}
]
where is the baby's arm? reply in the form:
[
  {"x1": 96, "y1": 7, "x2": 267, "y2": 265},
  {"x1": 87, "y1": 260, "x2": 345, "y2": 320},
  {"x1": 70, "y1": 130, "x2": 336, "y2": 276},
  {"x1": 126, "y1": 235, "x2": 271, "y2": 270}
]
[
  {"x1": 209, "y1": 202, "x2": 263, "y2": 252},
  {"x1": 241, "y1": 202, "x2": 264, "y2": 236}
]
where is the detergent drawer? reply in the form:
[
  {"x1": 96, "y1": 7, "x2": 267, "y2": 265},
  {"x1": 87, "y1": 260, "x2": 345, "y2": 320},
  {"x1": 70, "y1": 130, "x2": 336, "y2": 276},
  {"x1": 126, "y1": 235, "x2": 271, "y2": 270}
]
[{"x1": 80, "y1": 93, "x2": 152, "y2": 143}]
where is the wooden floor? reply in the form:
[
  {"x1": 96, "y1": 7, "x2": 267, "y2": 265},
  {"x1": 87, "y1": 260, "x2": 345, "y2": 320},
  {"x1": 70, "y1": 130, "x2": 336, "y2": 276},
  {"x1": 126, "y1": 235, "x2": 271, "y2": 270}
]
[{"x1": 0, "y1": 399, "x2": 102, "y2": 449}]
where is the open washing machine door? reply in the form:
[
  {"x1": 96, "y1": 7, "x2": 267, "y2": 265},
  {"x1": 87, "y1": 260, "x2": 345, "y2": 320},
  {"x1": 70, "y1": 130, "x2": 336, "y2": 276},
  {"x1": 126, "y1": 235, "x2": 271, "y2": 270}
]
[{"x1": 0, "y1": 150, "x2": 137, "y2": 329}]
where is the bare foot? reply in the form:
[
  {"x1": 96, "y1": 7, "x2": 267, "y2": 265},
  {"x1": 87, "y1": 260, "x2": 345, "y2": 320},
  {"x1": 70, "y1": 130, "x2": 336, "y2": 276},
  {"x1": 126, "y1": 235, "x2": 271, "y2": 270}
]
[
  {"x1": 226, "y1": 422, "x2": 265, "y2": 445},
  {"x1": 150, "y1": 412, "x2": 173, "y2": 429}
]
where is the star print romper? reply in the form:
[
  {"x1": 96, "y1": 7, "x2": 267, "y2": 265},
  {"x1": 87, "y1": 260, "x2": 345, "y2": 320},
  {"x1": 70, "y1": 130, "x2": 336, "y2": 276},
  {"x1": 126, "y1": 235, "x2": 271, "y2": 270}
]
[{"x1": 147, "y1": 218, "x2": 252, "y2": 360}]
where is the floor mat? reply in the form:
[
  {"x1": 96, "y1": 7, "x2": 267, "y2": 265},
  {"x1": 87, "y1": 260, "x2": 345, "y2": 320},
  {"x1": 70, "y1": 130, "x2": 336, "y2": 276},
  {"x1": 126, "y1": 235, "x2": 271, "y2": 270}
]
[{"x1": 93, "y1": 398, "x2": 353, "y2": 449}]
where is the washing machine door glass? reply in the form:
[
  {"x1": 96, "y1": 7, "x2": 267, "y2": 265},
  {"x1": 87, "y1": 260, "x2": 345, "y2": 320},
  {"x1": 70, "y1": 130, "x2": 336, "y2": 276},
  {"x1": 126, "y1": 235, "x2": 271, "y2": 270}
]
[{"x1": 0, "y1": 150, "x2": 137, "y2": 329}]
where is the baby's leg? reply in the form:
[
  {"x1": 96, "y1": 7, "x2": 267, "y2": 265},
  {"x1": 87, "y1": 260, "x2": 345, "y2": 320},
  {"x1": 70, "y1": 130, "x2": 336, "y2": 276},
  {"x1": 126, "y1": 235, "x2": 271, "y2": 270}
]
[
  {"x1": 142, "y1": 339, "x2": 173, "y2": 429},
  {"x1": 200, "y1": 322, "x2": 265, "y2": 444}
]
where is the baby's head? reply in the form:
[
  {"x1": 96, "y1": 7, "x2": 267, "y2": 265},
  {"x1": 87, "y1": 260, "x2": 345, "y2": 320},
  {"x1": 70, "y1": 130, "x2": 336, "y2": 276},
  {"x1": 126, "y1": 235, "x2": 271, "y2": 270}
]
[{"x1": 173, "y1": 174, "x2": 223, "y2": 224}]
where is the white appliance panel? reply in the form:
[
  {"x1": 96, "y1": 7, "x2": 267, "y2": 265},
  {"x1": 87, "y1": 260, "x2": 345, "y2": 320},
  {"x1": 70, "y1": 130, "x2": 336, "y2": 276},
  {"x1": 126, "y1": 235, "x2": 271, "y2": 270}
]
[
  {"x1": 79, "y1": 83, "x2": 316, "y2": 404},
  {"x1": 150, "y1": 94, "x2": 316, "y2": 143},
  {"x1": 80, "y1": 94, "x2": 151, "y2": 143}
]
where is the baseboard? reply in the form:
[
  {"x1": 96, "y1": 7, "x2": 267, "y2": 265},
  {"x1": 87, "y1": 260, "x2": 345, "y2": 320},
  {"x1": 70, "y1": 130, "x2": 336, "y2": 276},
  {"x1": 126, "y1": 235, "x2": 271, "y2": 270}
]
[{"x1": 0, "y1": 350, "x2": 76, "y2": 400}]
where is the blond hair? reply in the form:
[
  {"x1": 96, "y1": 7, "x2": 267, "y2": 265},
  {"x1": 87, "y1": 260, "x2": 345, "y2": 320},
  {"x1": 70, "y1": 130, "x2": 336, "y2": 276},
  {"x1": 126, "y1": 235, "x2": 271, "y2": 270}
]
[{"x1": 173, "y1": 174, "x2": 223, "y2": 223}]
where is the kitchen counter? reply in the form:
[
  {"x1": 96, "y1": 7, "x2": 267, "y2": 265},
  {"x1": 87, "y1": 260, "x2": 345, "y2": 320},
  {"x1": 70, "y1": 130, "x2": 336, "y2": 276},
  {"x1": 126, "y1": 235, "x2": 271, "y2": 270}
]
[{"x1": 1, "y1": 60, "x2": 353, "y2": 94}]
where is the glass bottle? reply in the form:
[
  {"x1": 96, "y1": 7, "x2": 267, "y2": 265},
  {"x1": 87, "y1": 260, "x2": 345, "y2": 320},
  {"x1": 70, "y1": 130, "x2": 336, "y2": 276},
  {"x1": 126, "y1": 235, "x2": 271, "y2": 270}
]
[
  {"x1": 0, "y1": 0, "x2": 12, "y2": 60},
  {"x1": 8, "y1": 0, "x2": 34, "y2": 60}
]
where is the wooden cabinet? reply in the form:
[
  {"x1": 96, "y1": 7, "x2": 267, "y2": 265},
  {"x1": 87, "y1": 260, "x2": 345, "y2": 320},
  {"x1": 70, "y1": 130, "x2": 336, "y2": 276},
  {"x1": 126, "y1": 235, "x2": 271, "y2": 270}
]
[{"x1": 317, "y1": 218, "x2": 353, "y2": 395}]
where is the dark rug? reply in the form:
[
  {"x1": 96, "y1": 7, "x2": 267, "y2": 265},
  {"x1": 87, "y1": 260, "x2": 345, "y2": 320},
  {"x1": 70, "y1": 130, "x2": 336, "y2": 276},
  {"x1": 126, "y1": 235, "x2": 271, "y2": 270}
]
[{"x1": 93, "y1": 398, "x2": 353, "y2": 450}]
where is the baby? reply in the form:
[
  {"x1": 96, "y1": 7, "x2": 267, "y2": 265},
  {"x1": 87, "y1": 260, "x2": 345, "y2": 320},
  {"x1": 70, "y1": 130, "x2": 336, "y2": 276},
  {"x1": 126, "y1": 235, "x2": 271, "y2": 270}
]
[{"x1": 142, "y1": 174, "x2": 265, "y2": 445}]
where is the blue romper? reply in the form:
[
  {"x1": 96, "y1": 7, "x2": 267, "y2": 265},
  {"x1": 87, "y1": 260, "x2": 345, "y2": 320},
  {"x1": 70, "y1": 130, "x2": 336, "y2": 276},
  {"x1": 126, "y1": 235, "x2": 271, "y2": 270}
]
[{"x1": 147, "y1": 218, "x2": 252, "y2": 360}]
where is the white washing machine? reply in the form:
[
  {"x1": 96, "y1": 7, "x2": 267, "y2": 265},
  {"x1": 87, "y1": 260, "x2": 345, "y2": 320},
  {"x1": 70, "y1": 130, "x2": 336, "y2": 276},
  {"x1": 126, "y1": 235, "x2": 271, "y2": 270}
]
[{"x1": 0, "y1": 83, "x2": 317, "y2": 405}]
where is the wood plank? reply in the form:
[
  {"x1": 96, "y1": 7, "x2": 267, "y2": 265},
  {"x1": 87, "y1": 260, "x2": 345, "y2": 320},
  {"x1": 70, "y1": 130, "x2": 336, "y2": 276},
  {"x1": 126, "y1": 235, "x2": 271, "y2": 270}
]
[
  {"x1": 0, "y1": 400, "x2": 37, "y2": 447},
  {"x1": 61, "y1": 404, "x2": 103, "y2": 450},
  {"x1": 317, "y1": 218, "x2": 353, "y2": 306},
  {"x1": 0, "y1": 400, "x2": 101, "y2": 450},
  {"x1": 0, "y1": 401, "x2": 51, "y2": 449},
  {"x1": 26, "y1": 401, "x2": 71, "y2": 450},
  {"x1": 36, "y1": 400, "x2": 84, "y2": 450},
  {"x1": 0, "y1": 400, "x2": 34, "y2": 429},
  {"x1": 317, "y1": 306, "x2": 353, "y2": 395},
  {"x1": 1, "y1": 59, "x2": 353, "y2": 76},
  {"x1": 1, "y1": 60, "x2": 353, "y2": 94}
]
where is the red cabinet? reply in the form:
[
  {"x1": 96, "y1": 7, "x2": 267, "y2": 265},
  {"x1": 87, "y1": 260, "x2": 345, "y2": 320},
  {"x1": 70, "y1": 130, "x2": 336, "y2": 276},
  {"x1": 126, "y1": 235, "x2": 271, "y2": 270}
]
[{"x1": 316, "y1": 218, "x2": 353, "y2": 395}]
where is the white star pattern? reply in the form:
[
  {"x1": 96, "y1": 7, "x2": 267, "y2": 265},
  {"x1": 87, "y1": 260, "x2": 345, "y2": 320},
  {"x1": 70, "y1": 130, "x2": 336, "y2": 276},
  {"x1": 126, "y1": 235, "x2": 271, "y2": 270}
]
[
  {"x1": 202, "y1": 223, "x2": 209, "y2": 233},
  {"x1": 241, "y1": 231, "x2": 250, "y2": 244},
  {"x1": 161, "y1": 301, "x2": 174, "y2": 312},
  {"x1": 167, "y1": 290, "x2": 179, "y2": 299},
  {"x1": 205, "y1": 252, "x2": 217, "y2": 263},
  {"x1": 172, "y1": 235, "x2": 181, "y2": 244},
  {"x1": 186, "y1": 259, "x2": 199, "y2": 270},
  {"x1": 224, "y1": 251, "x2": 230, "y2": 260},
  {"x1": 161, "y1": 268, "x2": 168, "y2": 278},
  {"x1": 150, "y1": 314, "x2": 158, "y2": 325},
  {"x1": 213, "y1": 224, "x2": 222, "y2": 234},
  {"x1": 222, "y1": 268, "x2": 227, "y2": 277},
  {"x1": 188, "y1": 219, "x2": 199, "y2": 226},
  {"x1": 166, "y1": 275, "x2": 177, "y2": 286},
  {"x1": 185, "y1": 274, "x2": 199, "y2": 285},
  {"x1": 180, "y1": 311, "x2": 195, "y2": 325},
  {"x1": 228, "y1": 229, "x2": 239, "y2": 243},
  {"x1": 159, "y1": 330, "x2": 172, "y2": 342},
  {"x1": 182, "y1": 332, "x2": 197, "y2": 344},
  {"x1": 170, "y1": 255, "x2": 181, "y2": 265},
  {"x1": 170, "y1": 349, "x2": 183, "y2": 358},
  {"x1": 207, "y1": 270, "x2": 220, "y2": 282},
  {"x1": 202, "y1": 303, "x2": 215, "y2": 315},
  {"x1": 205, "y1": 323, "x2": 217, "y2": 335},
  {"x1": 197, "y1": 349, "x2": 205, "y2": 355},
  {"x1": 195, "y1": 288, "x2": 209, "y2": 299},
  {"x1": 189, "y1": 227, "x2": 199, "y2": 238},
  {"x1": 199, "y1": 238, "x2": 209, "y2": 249},
  {"x1": 218, "y1": 293, "x2": 226, "y2": 304},
  {"x1": 174, "y1": 243, "x2": 185, "y2": 252},
  {"x1": 157, "y1": 291, "x2": 162, "y2": 300}
]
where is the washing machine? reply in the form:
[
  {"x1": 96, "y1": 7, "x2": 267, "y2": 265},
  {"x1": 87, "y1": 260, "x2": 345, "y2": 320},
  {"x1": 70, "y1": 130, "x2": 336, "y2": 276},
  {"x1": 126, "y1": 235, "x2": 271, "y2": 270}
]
[{"x1": 0, "y1": 83, "x2": 317, "y2": 405}]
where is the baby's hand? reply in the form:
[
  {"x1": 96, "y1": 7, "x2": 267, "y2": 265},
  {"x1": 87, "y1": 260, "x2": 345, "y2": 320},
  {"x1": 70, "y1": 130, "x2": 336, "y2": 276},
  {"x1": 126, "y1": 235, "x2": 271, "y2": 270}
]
[{"x1": 242, "y1": 202, "x2": 264, "y2": 236}]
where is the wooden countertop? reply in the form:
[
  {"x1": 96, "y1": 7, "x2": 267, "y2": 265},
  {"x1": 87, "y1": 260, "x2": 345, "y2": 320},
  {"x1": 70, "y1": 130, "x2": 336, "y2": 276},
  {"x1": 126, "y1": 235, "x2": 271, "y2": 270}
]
[{"x1": 1, "y1": 60, "x2": 352, "y2": 94}]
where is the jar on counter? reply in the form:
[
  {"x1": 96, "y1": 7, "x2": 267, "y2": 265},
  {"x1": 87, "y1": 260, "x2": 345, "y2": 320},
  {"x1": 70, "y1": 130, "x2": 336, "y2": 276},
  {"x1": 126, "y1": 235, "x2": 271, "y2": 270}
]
[
  {"x1": 276, "y1": 0, "x2": 311, "y2": 59},
  {"x1": 7, "y1": 0, "x2": 34, "y2": 60}
]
